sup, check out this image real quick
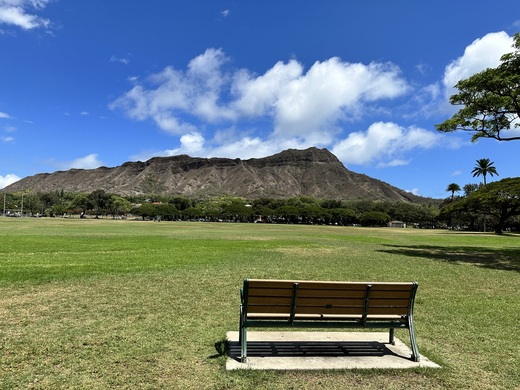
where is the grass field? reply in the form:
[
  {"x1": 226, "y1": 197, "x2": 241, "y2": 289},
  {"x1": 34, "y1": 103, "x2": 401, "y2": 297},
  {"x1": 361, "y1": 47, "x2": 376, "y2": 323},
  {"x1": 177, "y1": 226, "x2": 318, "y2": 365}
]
[{"x1": 0, "y1": 218, "x2": 519, "y2": 389}]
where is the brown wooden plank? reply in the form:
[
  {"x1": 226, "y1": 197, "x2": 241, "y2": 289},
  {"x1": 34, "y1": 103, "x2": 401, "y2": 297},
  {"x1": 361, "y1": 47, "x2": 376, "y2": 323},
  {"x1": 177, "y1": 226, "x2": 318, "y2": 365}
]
[
  {"x1": 297, "y1": 282, "x2": 369, "y2": 290},
  {"x1": 247, "y1": 304, "x2": 291, "y2": 314},
  {"x1": 297, "y1": 289, "x2": 367, "y2": 298},
  {"x1": 247, "y1": 280, "x2": 295, "y2": 289},
  {"x1": 368, "y1": 298, "x2": 411, "y2": 307},
  {"x1": 370, "y1": 284, "x2": 414, "y2": 291},
  {"x1": 247, "y1": 279, "x2": 414, "y2": 288},
  {"x1": 295, "y1": 306, "x2": 364, "y2": 315},
  {"x1": 369, "y1": 291, "x2": 412, "y2": 299},
  {"x1": 247, "y1": 296, "x2": 293, "y2": 305},
  {"x1": 297, "y1": 297, "x2": 365, "y2": 306},
  {"x1": 247, "y1": 287, "x2": 294, "y2": 297}
]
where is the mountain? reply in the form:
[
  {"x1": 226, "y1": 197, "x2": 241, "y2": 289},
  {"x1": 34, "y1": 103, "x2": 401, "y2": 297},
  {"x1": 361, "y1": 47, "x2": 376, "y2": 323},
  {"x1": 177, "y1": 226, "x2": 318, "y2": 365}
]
[{"x1": 3, "y1": 147, "x2": 433, "y2": 203}]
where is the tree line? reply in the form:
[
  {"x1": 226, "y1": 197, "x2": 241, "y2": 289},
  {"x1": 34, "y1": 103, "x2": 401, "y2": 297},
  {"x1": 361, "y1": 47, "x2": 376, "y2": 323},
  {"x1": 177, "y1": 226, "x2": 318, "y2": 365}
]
[
  {"x1": 2, "y1": 179, "x2": 518, "y2": 233},
  {"x1": 2, "y1": 189, "x2": 441, "y2": 227}
]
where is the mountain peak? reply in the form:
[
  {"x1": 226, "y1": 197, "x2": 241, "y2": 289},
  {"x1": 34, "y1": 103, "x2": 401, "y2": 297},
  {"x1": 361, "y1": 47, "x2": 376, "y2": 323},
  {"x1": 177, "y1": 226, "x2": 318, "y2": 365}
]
[{"x1": 3, "y1": 148, "x2": 431, "y2": 203}]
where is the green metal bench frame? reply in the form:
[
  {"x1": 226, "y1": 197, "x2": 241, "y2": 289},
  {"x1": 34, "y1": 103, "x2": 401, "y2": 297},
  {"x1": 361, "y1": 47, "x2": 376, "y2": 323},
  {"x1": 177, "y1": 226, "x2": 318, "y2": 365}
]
[{"x1": 239, "y1": 278, "x2": 420, "y2": 362}]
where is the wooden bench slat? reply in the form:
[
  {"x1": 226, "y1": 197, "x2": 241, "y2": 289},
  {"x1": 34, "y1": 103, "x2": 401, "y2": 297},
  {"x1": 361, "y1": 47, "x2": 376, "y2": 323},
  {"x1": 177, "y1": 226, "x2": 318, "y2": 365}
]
[
  {"x1": 368, "y1": 298, "x2": 411, "y2": 307},
  {"x1": 248, "y1": 279, "x2": 414, "y2": 288},
  {"x1": 296, "y1": 297, "x2": 365, "y2": 306},
  {"x1": 248, "y1": 288, "x2": 294, "y2": 297},
  {"x1": 296, "y1": 289, "x2": 367, "y2": 298},
  {"x1": 295, "y1": 306, "x2": 364, "y2": 315},
  {"x1": 247, "y1": 305, "x2": 292, "y2": 314},
  {"x1": 247, "y1": 296, "x2": 293, "y2": 305}
]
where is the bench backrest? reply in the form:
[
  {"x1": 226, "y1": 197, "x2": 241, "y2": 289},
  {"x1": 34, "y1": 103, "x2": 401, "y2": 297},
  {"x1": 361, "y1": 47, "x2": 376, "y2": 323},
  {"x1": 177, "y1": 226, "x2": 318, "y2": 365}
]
[{"x1": 242, "y1": 279, "x2": 418, "y2": 319}]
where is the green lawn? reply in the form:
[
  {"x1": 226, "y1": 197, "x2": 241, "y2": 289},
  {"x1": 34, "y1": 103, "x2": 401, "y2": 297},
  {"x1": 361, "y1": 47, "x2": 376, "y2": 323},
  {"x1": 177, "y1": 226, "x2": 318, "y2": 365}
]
[{"x1": 0, "y1": 218, "x2": 518, "y2": 389}]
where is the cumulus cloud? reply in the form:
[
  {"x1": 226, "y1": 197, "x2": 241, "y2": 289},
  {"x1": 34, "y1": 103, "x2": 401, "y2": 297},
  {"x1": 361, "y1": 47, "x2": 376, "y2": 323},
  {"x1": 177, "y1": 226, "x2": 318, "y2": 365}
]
[
  {"x1": 0, "y1": 173, "x2": 20, "y2": 189},
  {"x1": 413, "y1": 31, "x2": 515, "y2": 119},
  {"x1": 56, "y1": 154, "x2": 103, "y2": 170},
  {"x1": 0, "y1": 0, "x2": 52, "y2": 30},
  {"x1": 1, "y1": 135, "x2": 15, "y2": 142},
  {"x1": 0, "y1": 111, "x2": 11, "y2": 118},
  {"x1": 443, "y1": 31, "x2": 513, "y2": 98},
  {"x1": 331, "y1": 122, "x2": 441, "y2": 166},
  {"x1": 111, "y1": 48, "x2": 409, "y2": 146},
  {"x1": 132, "y1": 130, "x2": 312, "y2": 163},
  {"x1": 110, "y1": 48, "x2": 236, "y2": 134}
]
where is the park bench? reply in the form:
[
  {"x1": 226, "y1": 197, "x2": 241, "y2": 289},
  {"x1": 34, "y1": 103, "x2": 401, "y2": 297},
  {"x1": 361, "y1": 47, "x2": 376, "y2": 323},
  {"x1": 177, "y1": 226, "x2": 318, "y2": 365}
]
[{"x1": 239, "y1": 278, "x2": 420, "y2": 362}]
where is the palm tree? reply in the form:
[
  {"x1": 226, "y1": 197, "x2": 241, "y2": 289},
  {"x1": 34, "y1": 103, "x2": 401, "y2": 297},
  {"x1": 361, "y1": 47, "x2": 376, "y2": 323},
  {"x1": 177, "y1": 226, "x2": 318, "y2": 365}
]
[
  {"x1": 471, "y1": 158, "x2": 498, "y2": 185},
  {"x1": 446, "y1": 183, "x2": 461, "y2": 201}
]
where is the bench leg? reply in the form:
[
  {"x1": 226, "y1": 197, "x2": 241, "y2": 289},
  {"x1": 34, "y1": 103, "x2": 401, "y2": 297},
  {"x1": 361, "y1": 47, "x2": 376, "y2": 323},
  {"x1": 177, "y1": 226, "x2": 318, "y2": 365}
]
[
  {"x1": 408, "y1": 317, "x2": 420, "y2": 362},
  {"x1": 239, "y1": 309, "x2": 247, "y2": 362},
  {"x1": 240, "y1": 326, "x2": 247, "y2": 363},
  {"x1": 389, "y1": 328, "x2": 395, "y2": 345}
]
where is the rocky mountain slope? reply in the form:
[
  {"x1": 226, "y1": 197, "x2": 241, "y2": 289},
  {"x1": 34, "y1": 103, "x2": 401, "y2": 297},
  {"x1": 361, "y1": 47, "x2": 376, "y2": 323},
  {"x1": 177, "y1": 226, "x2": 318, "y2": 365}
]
[{"x1": 4, "y1": 147, "x2": 432, "y2": 203}]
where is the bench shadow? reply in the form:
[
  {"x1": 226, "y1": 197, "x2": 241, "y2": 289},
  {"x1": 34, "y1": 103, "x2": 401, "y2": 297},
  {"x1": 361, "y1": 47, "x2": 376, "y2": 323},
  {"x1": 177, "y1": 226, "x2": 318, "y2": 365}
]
[
  {"x1": 225, "y1": 340, "x2": 401, "y2": 362},
  {"x1": 377, "y1": 244, "x2": 520, "y2": 273}
]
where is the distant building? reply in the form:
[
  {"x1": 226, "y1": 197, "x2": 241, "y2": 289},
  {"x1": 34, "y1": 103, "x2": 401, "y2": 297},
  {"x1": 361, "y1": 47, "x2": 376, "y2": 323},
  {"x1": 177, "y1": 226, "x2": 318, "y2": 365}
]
[{"x1": 388, "y1": 220, "x2": 406, "y2": 228}]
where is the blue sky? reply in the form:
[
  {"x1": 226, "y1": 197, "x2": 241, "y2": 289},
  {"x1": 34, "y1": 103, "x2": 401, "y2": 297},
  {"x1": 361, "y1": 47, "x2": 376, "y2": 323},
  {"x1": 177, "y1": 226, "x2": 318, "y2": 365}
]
[{"x1": 1, "y1": 1, "x2": 519, "y2": 198}]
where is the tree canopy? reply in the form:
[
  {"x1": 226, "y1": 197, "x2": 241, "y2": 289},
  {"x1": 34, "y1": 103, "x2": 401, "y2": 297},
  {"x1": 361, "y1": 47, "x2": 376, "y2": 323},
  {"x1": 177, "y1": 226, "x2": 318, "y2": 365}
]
[
  {"x1": 449, "y1": 177, "x2": 520, "y2": 234},
  {"x1": 436, "y1": 33, "x2": 520, "y2": 141}
]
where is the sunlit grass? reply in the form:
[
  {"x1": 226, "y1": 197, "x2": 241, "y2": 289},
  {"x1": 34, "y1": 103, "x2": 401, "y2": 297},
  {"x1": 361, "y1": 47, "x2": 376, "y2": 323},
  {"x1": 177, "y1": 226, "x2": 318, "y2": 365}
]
[{"x1": 0, "y1": 218, "x2": 518, "y2": 389}]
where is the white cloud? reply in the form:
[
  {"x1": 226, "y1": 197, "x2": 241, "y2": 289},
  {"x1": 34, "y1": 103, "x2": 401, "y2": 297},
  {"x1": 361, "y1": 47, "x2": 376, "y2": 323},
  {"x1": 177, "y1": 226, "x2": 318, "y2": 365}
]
[
  {"x1": 0, "y1": 0, "x2": 51, "y2": 30},
  {"x1": 412, "y1": 32, "x2": 516, "y2": 119},
  {"x1": 0, "y1": 111, "x2": 11, "y2": 118},
  {"x1": 80, "y1": 111, "x2": 89, "y2": 116},
  {"x1": 111, "y1": 48, "x2": 409, "y2": 146},
  {"x1": 0, "y1": 173, "x2": 20, "y2": 189},
  {"x1": 57, "y1": 154, "x2": 103, "y2": 170},
  {"x1": 1, "y1": 135, "x2": 14, "y2": 142},
  {"x1": 408, "y1": 188, "x2": 421, "y2": 196},
  {"x1": 110, "y1": 48, "x2": 238, "y2": 134},
  {"x1": 221, "y1": 9, "x2": 230, "y2": 17},
  {"x1": 110, "y1": 55, "x2": 129, "y2": 65},
  {"x1": 133, "y1": 130, "x2": 311, "y2": 163},
  {"x1": 173, "y1": 131, "x2": 205, "y2": 155},
  {"x1": 331, "y1": 122, "x2": 441, "y2": 166},
  {"x1": 443, "y1": 32, "x2": 513, "y2": 98}
]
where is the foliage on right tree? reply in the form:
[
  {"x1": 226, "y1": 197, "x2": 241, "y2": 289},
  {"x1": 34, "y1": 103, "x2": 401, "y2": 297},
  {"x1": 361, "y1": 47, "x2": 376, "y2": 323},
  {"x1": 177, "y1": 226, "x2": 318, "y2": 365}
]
[{"x1": 463, "y1": 177, "x2": 520, "y2": 234}]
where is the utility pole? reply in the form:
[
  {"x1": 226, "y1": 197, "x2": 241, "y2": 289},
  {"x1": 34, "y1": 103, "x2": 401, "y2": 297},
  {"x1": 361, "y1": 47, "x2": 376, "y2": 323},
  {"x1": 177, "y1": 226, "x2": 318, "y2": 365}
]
[{"x1": 2, "y1": 192, "x2": 5, "y2": 216}]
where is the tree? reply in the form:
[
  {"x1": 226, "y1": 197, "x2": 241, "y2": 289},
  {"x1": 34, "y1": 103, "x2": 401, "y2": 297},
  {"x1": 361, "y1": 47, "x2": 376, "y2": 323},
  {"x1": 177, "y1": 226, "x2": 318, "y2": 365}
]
[
  {"x1": 463, "y1": 183, "x2": 480, "y2": 197},
  {"x1": 88, "y1": 189, "x2": 110, "y2": 218},
  {"x1": 71, "y1": 193, "x2": 91, "y2": 217},
  {"x1": 133, "y1": 203, "x2": 157, "y2": 220},
  {"x1": 23, "y1": 193, "x2": 43, "y2": 216},
  {"x1": 275, "y1": 205, "x2": 300, "y2": 224},
  {"x1": 464, "y1": 177, "x2": 520, "y2": 234},
  {"x1": 359, "y1": 211, "x2": 390, "y2": 227},
  {"x1": 471, "y1": 158, "x2": 499, "y2": 185},
  {"x1": 221, "y1": 201, "x2": 253, "y2": 222},
  {"x1": 107, "y1": 195, "x2": 132, "y2": 217},
  {"x1": 446, "y1": 183, "x2": 461, "y2": 201},
  {"x1": 436, "y1": 33, "x2": 520, "y2": 141}
]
